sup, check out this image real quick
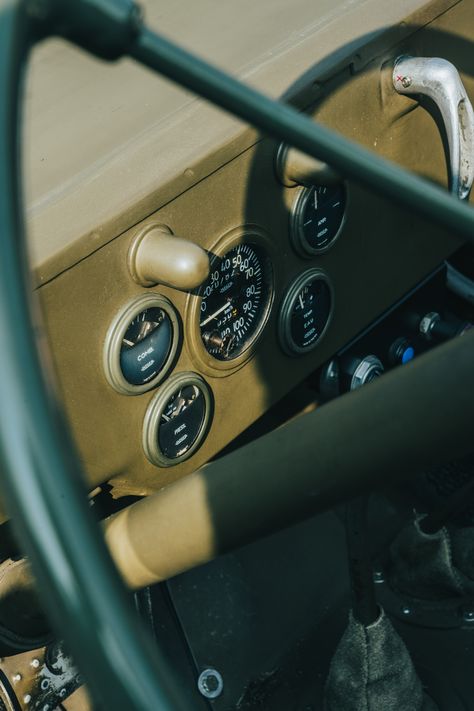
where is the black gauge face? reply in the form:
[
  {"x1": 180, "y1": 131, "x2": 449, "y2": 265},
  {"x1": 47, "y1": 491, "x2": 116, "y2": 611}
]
[
  {"x1": 158, "y1": 384, "x2": 206, "y2": 460},
  {"x1": 199, "y1": 243, "x2": 273, "y2": 361},
  {"x1": 292, "y1": 184, "x2": 345, "y2": 255},
  {"x1": 279, "y1": 271, "x2": 332, "y2": 355},
  {"x1": 120, "y1": 307, "x2": 172, "y2": 386},
  {"x1": 143, "y1": 373, "x2": 212, "y2": 466}
]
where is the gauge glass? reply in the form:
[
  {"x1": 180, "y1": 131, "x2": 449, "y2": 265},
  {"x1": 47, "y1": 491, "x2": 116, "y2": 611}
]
[
  {"x1": 143, "y1": 372, "x2": 212, "y2": 466},
  {"x1": 104, "y1": 294, "x2": 180, "y2": 395},
  {"x1": 120, "y1": 307, "x2": 172, "y2": 386},
  {"x1": 292, "y1": 184, "x2": 346, "y2": 255},
  {"x1": 158, "y1": 385, "x2": 205, "y2": 460},
  {"x1": 279, "y1": 270, "x2": 332, "y2": 355},
  {"x1": 199, "y1": 243, "x2": 272, "y2": 361}
]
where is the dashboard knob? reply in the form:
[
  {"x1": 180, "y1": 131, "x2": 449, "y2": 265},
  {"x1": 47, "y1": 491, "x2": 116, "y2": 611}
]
[
  {"x1": 342, "y1": 355, "x2": 384, "y2": 391},
  {"x1": 128, "y1": 224, "x2": 210, "y2": 291},
  {"x1": 418, "y1": 311, "x2": 472, "y2": 342},
  {"x1": 275, "y1": 144, "x2": 339, "y2": 187}
]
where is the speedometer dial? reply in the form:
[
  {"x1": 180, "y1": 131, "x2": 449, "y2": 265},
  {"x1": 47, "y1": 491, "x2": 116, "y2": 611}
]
[{"x1": 199, "y1": 243, "x2": 273, "y2": 361}]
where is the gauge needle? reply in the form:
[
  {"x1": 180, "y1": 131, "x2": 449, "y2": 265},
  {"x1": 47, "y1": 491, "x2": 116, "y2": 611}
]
[
  {"x1": 299, "y1": 294, "x2": 304, "y2": 310},
  {"x1": 200, "y1": 301, "x2": 231, "y2": 327}
]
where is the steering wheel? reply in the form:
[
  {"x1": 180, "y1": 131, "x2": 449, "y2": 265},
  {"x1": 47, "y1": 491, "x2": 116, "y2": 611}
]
[{"x1": 1, "y1": 1, "x2": 474, "y2": 708}]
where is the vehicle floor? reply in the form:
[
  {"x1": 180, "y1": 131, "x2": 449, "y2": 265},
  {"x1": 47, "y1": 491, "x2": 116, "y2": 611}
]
[{"x1": 141, "y1": 493, "x2": 474, "y2": 710}]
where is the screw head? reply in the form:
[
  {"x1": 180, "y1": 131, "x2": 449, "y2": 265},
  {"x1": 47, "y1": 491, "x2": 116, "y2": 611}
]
[
  {"x1": 12, "y1": 673, "x2": 21, "y2": 683},
  {"x1": 401, "y1": 76, "x2": 412, "y2": 88},
  {"x1": 373, "y1": 570, "x2": 384, "y2": 584},
  {"x1": 197, "y1": 668, "x2": 224, "y2": 699},
  {"x1": 463, "y1": 608, "x2": 474, "y2": 623},
  {"x1": 31, "y1": 658, "x2": 40, "y2": 669}
]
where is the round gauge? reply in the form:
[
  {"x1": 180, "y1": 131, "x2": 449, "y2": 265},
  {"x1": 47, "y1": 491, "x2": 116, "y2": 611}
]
[
  {"x1": 291, "y1": 183, "x2": 346, "y2": 256},
  {"x1": 278, "y1": 269, "x2": 333, "y2": 355},
  {"x1": 104, "y1": 294, "x2": 180, "y2": 395},
  {"x1": 198, "y1": 243, "x2": 273, "y2": 361},
  {"x1": 143, "y1": 372, "x2": 212, "y2": 466}
]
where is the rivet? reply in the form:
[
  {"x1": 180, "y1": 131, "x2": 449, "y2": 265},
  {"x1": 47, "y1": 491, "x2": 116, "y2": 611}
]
[
  {"x1": 12, "y1": 673, "x2": 21, "y2": 683},
  {"x1": 30, "y1": 658, "x2": 40, "y2": 669},
  {"x1": 23, "y1": 695, "x2": 32, "y2": 704},
  {"x1": 59, "y1": 688, "x2": 67, "y2": 698}
]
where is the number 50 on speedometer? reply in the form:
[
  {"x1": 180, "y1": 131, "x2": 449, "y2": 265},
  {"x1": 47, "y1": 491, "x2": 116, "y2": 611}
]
[{"x1": 199, "y1": 243, "x2": 273, "y2": 362}]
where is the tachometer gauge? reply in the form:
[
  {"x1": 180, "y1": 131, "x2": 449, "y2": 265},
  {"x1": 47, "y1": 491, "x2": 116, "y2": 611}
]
[
  {"x1": 278, "y1": 269, "x2": 333, "y2": 355},
  {"x1": 199, "y1": 243, "x2": 273, "y2": 361},
  {"x1": 291, "y1": 183, "x2": 346, "y2": 256}
]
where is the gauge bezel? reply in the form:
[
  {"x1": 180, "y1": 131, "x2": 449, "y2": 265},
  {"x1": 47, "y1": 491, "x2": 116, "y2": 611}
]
[
  {"x1": 103, "y1": 293, "x2": 180, "y2": 396},
  {"x1": 290, "y1": 183, "x2": 347, "y2": 257},
  {"x1": 142, "y1": 371, "x2": 213, "y2": 467},
  {"x1": 278, "y1": 269, "x2": 334, "y2": 356},
  {"x1": 186, "y1": 225, "x2": 276, "y2": 377}
]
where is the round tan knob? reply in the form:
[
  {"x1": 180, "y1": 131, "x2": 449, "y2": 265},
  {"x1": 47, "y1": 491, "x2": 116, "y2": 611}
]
[
  {"x1": 275, "y1": 144, "x2": 339, "y2": 187},
  {"x1": 128, "y1": 224, "x2": 210, "y2": 291}
]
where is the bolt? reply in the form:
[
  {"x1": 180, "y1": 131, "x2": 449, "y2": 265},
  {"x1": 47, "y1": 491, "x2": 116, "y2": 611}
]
[
  {"x1": 401, "y1": 76, "x2": 412, "y2": 88},
  {"x1": 373, "y1": 570, "x2": 384, "y2": 584},
  {"x1": 463, "y1": 608, "x2": 474, "y2": 623},
  {"x1": 30, "y1": 658, "x2": 40, "y2": 669},
  {"x1": 197, "y1": 668, "x2": 224, "y2": 699},
  {"x1": 23, "y1": 695, "x2": 32, "y2": 704},
  {"x1": 12, "y1": 673, "x2": 21, "y2": 683}
]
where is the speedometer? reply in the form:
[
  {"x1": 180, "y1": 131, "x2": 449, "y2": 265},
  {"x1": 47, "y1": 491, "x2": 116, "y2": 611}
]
[{"x1": 199, "y1": 243, "x2": 273, "y2": 361}]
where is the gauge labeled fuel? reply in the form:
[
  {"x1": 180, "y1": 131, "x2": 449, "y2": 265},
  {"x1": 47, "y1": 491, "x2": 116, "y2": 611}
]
[
  {"x1": 279, "y1": 269, "x2": 333, "y2": 355},
  {"x1": 104, "y1": 294, "x2": 180, "y2": 395},
  {"x1": 291, "y1": 184, "x2": 346, "y2": 256},
  {"x1": 198, "y1": 242, "x2": 273, "y2": 361},
  {"x1": 143, "y1": 372, "x2": 212, "y2": 466}
]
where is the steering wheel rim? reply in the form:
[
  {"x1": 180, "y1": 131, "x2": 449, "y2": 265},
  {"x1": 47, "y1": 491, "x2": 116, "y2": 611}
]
[{"x1": 0, "y1": 3, "x2": 188, "y2": 709}]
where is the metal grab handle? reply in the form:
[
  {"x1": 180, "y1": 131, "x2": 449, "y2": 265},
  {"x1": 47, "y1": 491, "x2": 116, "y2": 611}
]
[{"x1": 393, "y1": 56, "x2": 474, "y2": 200}]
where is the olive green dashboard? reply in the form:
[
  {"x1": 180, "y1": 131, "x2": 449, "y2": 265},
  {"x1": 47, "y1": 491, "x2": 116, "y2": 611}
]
[{"x1": 27, "y1": 0, "x2": 472, "y2": 497}]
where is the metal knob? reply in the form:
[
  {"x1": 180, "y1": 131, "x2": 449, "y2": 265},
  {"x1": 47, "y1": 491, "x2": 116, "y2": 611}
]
[
  {"x1": 128, "y1": 224, "x2": 210, "y2": 291},
  {"x1": 275, "y1": 143, "x2": 339, "y2": 187}
]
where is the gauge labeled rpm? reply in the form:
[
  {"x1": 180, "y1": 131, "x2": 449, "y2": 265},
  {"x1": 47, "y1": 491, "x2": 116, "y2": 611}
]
[
  {"x1": 199, "y1": 243, "x2": 272, "y2": 361},
  {"x1": 279, "y1": 270, "x2": 333, "y2": 355},
  {"x1": 291, "y1": 184, "x2": 346, "y2": 256}
]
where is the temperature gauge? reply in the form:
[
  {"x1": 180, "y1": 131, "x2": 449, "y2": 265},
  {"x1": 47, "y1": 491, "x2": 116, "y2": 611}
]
[
  {"x1": 143, "y1": 372, "x2": 213, "y2": 466},
  {"x1": 104, "y1": 294, "x2": 180, "y2": 395},
  {"x1": 278, "y1": 270, "x2": 333, "y2": 355}
]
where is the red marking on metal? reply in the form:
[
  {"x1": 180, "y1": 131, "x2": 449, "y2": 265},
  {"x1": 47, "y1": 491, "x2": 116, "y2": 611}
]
[{"x1": 396, "y1": 75, "x2": 403, "y2": 82}]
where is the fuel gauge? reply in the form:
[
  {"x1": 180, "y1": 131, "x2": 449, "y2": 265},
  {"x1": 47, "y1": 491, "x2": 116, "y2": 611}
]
[{"x1": 278, "y1": 270, "x2": 333, "y2": 355}]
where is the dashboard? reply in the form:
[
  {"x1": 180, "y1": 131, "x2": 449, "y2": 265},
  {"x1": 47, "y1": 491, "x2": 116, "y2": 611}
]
[{"x1": 24, "y1": 0, "x2": 472, "y2": 499}]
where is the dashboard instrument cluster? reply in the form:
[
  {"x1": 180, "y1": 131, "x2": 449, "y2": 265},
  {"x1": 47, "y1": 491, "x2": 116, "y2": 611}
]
[{"x1": 101, "y1": 173, "x2": 346, "y2": 469}]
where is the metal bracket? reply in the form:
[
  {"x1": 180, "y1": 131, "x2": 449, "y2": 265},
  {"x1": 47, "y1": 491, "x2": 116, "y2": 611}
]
[{"x1": 393, "y1": 56, "x2": 474, "y2": 200}]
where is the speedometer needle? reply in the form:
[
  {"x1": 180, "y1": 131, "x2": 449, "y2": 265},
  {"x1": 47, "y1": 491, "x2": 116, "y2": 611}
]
[{"x1": 200, "y1": 300, "x2": 232, "y2": 327}]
